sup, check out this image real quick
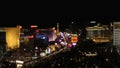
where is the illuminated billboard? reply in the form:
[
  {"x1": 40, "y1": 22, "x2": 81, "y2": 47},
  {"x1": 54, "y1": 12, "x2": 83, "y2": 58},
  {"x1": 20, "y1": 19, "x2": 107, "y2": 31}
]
[
  {"x1": 71, "y1": 36, "x2": 78, "y2": 43},
  {"x1": 70, "y1": 34, "x2": 78, "y2": 44}
]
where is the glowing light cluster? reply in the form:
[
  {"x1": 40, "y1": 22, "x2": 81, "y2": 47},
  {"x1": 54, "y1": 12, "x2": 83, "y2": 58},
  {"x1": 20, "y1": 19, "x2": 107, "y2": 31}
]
[{"x1": 30, "y1": 25, "x2": 38, "y2": 28}]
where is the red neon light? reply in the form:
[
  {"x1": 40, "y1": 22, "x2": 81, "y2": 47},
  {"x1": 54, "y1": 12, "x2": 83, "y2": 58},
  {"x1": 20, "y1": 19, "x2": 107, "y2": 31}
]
[
  {"x1": 36, "y1": 30, "x2": 39, "y2": 33},
  {"x1": 68, "y1": 44, "x2": 72, "y2": 48},
  {"x1": 27, "y1": 35, "x2": 34, "y2": 38}
]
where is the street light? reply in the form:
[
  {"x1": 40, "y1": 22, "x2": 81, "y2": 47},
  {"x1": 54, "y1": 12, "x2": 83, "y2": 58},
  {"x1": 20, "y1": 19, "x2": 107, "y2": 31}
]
[{"x1": 72, "y1": 22, "x2": 74, "y2": 24}]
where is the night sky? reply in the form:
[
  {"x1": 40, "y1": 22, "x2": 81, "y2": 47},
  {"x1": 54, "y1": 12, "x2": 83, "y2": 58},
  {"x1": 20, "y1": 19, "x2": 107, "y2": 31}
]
[{"x1": 0, "y1": 1, "x2": 120, "y2": 30}]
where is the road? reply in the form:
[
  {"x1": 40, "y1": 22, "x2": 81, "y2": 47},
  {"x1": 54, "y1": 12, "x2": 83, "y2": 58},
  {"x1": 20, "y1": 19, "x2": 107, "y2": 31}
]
[{"x1": 22, "y1": 46, "x2": 68, "y2": 68}]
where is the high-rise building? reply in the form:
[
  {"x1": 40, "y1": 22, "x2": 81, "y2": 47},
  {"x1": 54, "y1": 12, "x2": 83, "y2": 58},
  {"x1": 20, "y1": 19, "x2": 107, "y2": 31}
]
[
  {"x1": 86, "y1": 25, "x2": 105, "y2": 39},
  {"x1": 113, "y1": 22, "x2": 120, "y2": 54},
  {"x1": 86, "y1": 24, "x2": 110, "y2": 43},
  {"x1": 0, "y1": 32, "x2": 6, "y2": 57},
  {"x1": 113, "y1": 22, "x2": 120, "y2": 45},
  {"x1": 0, "y1": 26, "x2": 20, "y2": 51}
]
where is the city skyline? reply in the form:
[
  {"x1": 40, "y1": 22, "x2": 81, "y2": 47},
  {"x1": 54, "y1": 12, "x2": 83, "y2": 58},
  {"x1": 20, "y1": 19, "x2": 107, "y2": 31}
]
[{"x1": 0, "y1": 16, "x2": 118, "y2": 27}]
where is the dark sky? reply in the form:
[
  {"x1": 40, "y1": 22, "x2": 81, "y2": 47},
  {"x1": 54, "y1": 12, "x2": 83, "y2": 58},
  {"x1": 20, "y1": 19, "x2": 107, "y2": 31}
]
[{"x1": 0, "y1": 1, "x2": 120, "y2": 30}]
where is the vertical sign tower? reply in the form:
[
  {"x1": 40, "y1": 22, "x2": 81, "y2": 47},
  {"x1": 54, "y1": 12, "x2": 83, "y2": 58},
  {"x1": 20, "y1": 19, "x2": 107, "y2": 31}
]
[{"x1": 56, "y1": 23, "x2": 59, "y2": 34}]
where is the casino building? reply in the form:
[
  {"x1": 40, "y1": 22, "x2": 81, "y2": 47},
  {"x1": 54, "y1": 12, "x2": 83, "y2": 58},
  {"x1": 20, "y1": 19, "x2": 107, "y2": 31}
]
[{"x1": 0, "y1": 26, "x2": 20, "y2": 56}]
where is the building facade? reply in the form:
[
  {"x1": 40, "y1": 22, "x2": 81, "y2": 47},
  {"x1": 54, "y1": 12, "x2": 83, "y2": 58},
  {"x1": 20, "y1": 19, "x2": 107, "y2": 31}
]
[
  {"x1": 86, "y1": 25, "x2": 110, "y2": 43},
  {"x1": 113, "y1": 22, "x2": 120, "y2": 54},
  {"x1": 86, "y1": 26, "x2": 105, "y2": 39},
  {"x1": 0, "y1": 27, "x2": 20, "y2": 51}
]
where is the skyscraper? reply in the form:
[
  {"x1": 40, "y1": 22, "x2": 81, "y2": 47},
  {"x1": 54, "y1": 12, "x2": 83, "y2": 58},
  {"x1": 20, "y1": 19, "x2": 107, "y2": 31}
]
[
  {"x1": 86, "y1": 25, "x2": 105, "y2": 39},
  {"x1": 86, "y1": 24, "x2": 110, "y2": 43},
  {"x1": 113, "y1": 22, "x2": 120, "y2": 54},
  {"x1": 113, "y1": 22, "x2": 120, "y2": 45}
]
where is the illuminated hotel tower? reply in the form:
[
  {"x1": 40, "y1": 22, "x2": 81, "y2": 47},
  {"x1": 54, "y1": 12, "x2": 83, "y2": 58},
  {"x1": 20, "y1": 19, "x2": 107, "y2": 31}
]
[
  {"x1": 113, "y1": 22, "x2": 120, "y2": 54},
  {"x1": 113, "y1": 22, "x2": 120, "y2": 45}
]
